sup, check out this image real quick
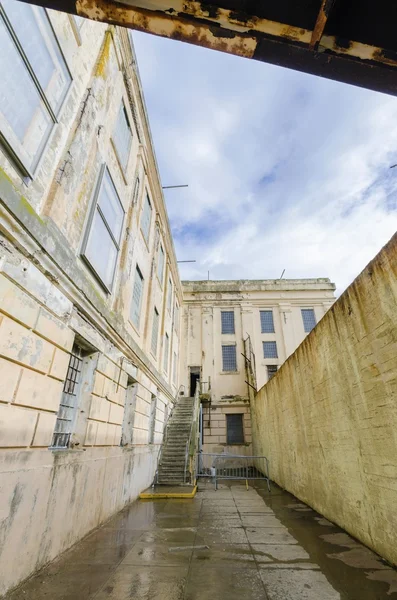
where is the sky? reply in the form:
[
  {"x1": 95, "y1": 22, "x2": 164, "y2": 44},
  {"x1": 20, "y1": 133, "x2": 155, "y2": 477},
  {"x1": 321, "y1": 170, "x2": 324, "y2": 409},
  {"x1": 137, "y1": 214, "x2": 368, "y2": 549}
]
[{"x1": 133, "y1": 32, "x2": 397, "y2": 295}]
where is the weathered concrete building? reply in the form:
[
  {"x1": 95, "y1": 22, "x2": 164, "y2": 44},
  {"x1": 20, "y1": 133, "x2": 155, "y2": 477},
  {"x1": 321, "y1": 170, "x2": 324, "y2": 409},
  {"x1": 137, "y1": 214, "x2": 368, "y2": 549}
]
[
  {"x1": 0, "y1": 8, "x2": 181, "y2": 595},
  {"x1": 180, "y1": 279, "x2": 335, "y2": 454}
]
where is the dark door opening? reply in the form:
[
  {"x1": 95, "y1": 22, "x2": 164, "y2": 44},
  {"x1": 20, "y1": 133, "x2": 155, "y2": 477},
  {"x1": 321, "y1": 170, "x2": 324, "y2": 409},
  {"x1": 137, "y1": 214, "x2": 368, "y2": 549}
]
[{"x1": 189, "y1": 366, "x2": 200, "y2": 397}]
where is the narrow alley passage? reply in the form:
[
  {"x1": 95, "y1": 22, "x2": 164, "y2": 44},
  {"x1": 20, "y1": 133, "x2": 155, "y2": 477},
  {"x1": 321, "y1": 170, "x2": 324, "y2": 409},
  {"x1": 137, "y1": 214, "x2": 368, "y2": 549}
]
[{"x1": 5, "y1": 483, "x2": 397, "y2": 600}]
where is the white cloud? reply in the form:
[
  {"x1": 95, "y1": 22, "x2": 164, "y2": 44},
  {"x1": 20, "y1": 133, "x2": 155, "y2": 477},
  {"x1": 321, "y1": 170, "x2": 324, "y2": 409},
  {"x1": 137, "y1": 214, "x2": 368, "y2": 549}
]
[{"x1": 133, "y1": 32, "x2": 397, "y2": 294}]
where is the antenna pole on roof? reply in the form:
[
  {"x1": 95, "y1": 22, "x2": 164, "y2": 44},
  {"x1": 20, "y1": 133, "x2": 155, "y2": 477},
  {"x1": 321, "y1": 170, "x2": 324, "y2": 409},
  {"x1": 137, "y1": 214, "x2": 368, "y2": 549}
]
[
  {"x1": 208, "y1": 271, "x2": 210, "y2": 281},
  {"x1": 279, "y1": 269, "x2": 285, "y2": 279}
]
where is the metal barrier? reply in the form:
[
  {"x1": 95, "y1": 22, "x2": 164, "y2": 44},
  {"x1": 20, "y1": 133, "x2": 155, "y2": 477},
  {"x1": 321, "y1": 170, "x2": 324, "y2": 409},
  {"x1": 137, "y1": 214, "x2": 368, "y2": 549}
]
[{"x1": 197, "y1": 453, "x2": 271, "y2": 492}]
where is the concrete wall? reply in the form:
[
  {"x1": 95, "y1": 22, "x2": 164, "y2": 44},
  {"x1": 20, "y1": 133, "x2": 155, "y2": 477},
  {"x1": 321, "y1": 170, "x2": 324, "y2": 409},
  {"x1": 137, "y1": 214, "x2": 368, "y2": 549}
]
[
  {"x1": 180, "y1": 279, "x2": 335, "y2": 453},
  {"x1": 251, "y1": 233, "x2": 397, "y2": 566},
  {"x1": 0, "y1": 12, "x2": 181, "y2": 595}
]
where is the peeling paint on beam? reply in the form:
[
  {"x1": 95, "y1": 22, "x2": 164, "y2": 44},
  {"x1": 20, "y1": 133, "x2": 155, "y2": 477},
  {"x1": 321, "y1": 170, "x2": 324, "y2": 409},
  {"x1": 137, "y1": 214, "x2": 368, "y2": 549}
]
[{"x1": 76, "y1": 0, "x2": 257, "y2": 57}]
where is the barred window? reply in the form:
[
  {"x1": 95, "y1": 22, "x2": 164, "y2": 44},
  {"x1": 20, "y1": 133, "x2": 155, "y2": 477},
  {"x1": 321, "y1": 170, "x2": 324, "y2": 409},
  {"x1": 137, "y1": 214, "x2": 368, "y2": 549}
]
[
  {"x1": 221, "y1": 311, "x2": 235, "y2": 334},
  {"x1": 151, "y1": 307, "x2": 159, "y2": 356},
  {"x1": 260, "y1": 310, "x2": 275, "y2": 333},
  {"x1": 113, "y1": 101, "x2": 132, "y2": 171},
  {"x1": 173, "y1": 351, "x2": 177, "y2": 384},
  {"x1": 157, "y1": 244, "x2": 165, "y2": 284},
  {"x1": 302, "y1": 309, "x2": 316, "y2": 333},
  {"x1": 51, "y1": 345, "x2": 83, "y2": 448},
  {"x1": 0, "y1": 0, "x2": 71, "y2": 174},
  {"x1": 131, "y1": 266, "x2": 144, "y2": 328},
  {"x1": 141, "y1": 193, "x2": 152, "y2": 242},
  {"x1": 226, "y1": 414, "x2": 244, "y2": 444},
  {"x1": 222, "y1": 345, "x2": 237, "y2": 372},
  {"x1": 163, "y1": 333, "x2": 170, "y2": 372},
  {"x1": 167, "y1": 278, "x2": 173, "y2": 313},
  {"x1": 267, "y1": 365, "x2": 278, "y2": 380},
  {"x1": 174, "y1": 302, "x2": 179, "y2": 335},
  {"x1": 263, "y1": 341, "x2": 278, "y2": 359}
]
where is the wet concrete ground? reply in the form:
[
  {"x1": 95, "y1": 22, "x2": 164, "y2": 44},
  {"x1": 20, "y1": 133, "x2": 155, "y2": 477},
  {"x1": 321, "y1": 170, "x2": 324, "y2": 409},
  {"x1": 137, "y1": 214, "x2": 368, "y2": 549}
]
[{"x1": 4, "y1": 481, "x2": 397, "y2": 599}]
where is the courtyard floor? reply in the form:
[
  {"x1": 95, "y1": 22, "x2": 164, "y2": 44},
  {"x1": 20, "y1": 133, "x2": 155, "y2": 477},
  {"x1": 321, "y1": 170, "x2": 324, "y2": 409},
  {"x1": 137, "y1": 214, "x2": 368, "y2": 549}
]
[{"x1": 5, "y1": 481, "x2": 397, "y2": 599}]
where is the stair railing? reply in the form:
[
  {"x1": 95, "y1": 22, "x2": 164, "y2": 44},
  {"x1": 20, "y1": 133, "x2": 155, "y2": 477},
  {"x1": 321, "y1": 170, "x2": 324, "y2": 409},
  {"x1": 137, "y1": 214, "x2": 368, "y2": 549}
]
[
  {"x1": 152, "y1": 383, "x2": 185, "y2": 487},
  {"x1": 184, "y1": 381, "x2": 201, "y2": 484}
]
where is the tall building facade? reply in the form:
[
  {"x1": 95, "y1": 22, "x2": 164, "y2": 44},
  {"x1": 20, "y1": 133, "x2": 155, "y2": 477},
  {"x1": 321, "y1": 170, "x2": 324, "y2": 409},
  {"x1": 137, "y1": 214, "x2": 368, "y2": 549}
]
[
  {"x1": 180, "y1": 279, "x2": 336, "y2": 454},
  {"x1": 0, "y1": 9, "x2": 180, "y2": 595}
]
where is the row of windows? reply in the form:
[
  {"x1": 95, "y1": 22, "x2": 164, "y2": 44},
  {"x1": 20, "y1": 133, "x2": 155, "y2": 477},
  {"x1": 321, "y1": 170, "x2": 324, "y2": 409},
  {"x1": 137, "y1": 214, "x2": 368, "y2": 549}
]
[
  {"x1": 52, "y1": 344, "x2": 178, "y2": 449},
  {"x1": 220, "y1": 308, "x2": 317, "y2": 335},
  {"x1": 221, "y1": 341, "x2": 279, "y2": 372}
]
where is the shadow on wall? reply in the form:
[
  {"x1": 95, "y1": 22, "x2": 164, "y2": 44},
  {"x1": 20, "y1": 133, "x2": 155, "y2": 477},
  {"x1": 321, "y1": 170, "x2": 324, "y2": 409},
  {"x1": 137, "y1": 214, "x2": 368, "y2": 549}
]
[{"x1": 251, "y1": 232, "x2": 397, "y2": 567}]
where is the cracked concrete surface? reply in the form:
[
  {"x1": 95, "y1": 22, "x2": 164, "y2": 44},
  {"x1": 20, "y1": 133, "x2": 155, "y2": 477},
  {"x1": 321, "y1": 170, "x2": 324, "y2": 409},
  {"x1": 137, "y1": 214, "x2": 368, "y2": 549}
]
[{"x1": 4, "y1": 482, "x2": 397, "y2": 599}]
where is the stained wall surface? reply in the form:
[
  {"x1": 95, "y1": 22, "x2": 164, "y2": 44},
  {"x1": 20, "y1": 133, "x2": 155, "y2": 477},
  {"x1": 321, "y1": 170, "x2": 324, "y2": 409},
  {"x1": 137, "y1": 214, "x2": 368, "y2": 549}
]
[{"x1": 251, "y1": 233, "x2": 397, "y2": 566}]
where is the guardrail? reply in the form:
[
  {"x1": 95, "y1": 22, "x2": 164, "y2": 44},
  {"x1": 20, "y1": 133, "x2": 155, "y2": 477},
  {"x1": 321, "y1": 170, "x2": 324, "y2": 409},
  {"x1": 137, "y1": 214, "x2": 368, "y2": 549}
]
[
  {"x1": 184, "y1": 382, "x2": 201, "y2": 484},
  {"x1": 197, "y1": 453, "x2": 270, "y2": 491}
]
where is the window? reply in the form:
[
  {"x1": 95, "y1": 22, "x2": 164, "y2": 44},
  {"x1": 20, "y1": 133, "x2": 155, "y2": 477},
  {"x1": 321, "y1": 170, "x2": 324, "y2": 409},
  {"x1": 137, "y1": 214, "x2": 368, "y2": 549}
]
[
  {"x1": 163, "y1": 333, "x2": 169, "y2": 372},
  {"x1": 131, "y1": 266, "x2": 144, "y2": 328},
  {"x1": 167, "y1": 278, "x2": 173, "y2": 313},
  {"x1": 302, "y1": 309, "x2": 317, "y2": 333},
  {"x1": 157, "y1": 244, "x2": 165, "y2": 284},
  {"x1": 173, "y1": 352, "x2": 177, "y2": 384},
  {"x1": 113, "y1": 101, "x2": 132, "y2": 171},
  {"x1": 222, "y1": 345, "x2": 237, "y2": 372},
  {"x1": 82, "y1": 166, "x2": 124, "y2": 291},
  {"x1": 141, "y1": 192, "x2": 152, "y2": 242},
  {"x1": 151, "y1": 307, "x2": 159, "y2": 355},
  {"x1": 226, "y1": 414, "x2": 244, "y2": 445},
  {"x1": 267, "y1": 365, "x2": 278, "y2": 380},
  {"x1": 263, "y1": 341, "x2": 278, "y2": 358},
  {"x1": 260, "y1": 310, "x2": 275, "y2": 333},
  {"x1": 51, "y1": 345, "x2": 83, "y2": 448},
  {"x1": 148, "y1": 394, "x2": 157, "y2": 444},
  {"x1": 132, "y1": 176, "x2": 140, "y2": 205},
  {"x1": 0, "y1": 1, "x2": 71, "y2": 174},
  {"x1": 174, "y1": 302, "x2": 179, "y2": 335},
  {"x1": 221, "y1": 311, "x2": 235, "y2": 334}
]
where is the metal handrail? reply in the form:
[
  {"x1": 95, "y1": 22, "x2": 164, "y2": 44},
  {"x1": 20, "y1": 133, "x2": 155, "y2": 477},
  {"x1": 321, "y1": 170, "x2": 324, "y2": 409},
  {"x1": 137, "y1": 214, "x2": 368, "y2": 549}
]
[
  {"x1": 183, "y1": 382, "x2": 201, "y2": 484},
  {"x1": 152, "y1": 383, "x2": 186, "y2": 486}
]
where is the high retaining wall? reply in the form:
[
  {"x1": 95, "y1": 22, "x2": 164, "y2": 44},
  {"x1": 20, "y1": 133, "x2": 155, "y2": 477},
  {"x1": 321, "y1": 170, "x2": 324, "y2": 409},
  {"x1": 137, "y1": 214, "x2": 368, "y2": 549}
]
[{"x1": 251, "y1": 233, "x2": 397, "y2": 566}]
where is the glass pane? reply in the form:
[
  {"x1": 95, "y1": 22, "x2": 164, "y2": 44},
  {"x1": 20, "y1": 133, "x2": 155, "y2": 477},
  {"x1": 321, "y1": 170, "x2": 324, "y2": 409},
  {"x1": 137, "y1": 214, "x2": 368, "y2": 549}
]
[
  {"x1": 131, "y1": 268, "x2": 143, "y2": 327},
  {"x1": 222, "y1": 345, "x2": 237, "y2": 371},
  {"x1": 2, "y1": 1, "x2": 71, "y2": 114},
  {"x1": 113, "y1": 104, "x2": 132, "y2": 169},
  {"x1": 85, "y1": 210, "x2": 118, "y2": 289},
  {"x1": 302, "y1": 309, "x2": 316, "y2": 333},
  {"x1": 260, "y1": 310, "x2": 275, "y2": 333},
  {"x1": 141, "y1": 194, "x2": 152, "y2": 241},
  {"x1": 263, "y1": 341, "x2": 278, "y2": 359},
  {"x1": 0, "y1": 13, "x2": 53, "y2": 170},
  {"x1": 97, "y1": 169, "x2": 124, "y2": 242},
  {"x1": 221, "y1": 311, "x2": 235, "y2": 334}
]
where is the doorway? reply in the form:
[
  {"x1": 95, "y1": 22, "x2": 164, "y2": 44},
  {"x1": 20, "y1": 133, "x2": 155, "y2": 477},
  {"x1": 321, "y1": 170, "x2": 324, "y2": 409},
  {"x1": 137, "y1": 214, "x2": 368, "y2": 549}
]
[{"x1": 189, "y1": 366, "x2": 200, "y2": 397}]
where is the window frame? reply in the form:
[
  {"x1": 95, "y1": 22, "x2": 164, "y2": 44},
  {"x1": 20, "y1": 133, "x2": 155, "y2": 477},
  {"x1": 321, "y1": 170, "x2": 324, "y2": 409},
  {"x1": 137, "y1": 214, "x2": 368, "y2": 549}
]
[
  {"x1": 130, "y1": 264, "x2": 144, "y2": 329},
  {"x1": 0, "y1": 3, "x2": 72, "y2": 178},
  {"x1": 173, "y1": 351, "x2": 177, "y2": 384},
  {"x1": 151, "y1": 306, "x2": 160, "y2": 356},
  {"x1": 167, "y1": 277, "x2": 173, "y2": 313},
  {"x1": 260, "y1": 310, "x2": 275, "y2": 333},
  {"x1": 222, "y1": 343, "x2": 238, "y2": 372},
  {"x1": 112, "y1": 99, "x2": 133, "y2": 175},
  {"x1": 163, "y1": 332, "x2": 170, "y2": 373},
  {"x1": 81, "y1": 164, "x2": 125, "y2": 293},
  {"x1": 301, "y1": 308, "x2": 317, "y2": 333},
  {"x1": 266, "y1": 365, "x2": 278, "y2": 381},
  {"x1": 140, "y1": 191, "x2": 152, "y2": 244},
  {"x1": 221, "y1": 310, "x2": 235, "y2": 334},
  {"x1": 263, "y1": 341, "x2": 278, "y2": 359},
  {"x1": 157, "y1": 244, "x2": 165, "y2": 286}
]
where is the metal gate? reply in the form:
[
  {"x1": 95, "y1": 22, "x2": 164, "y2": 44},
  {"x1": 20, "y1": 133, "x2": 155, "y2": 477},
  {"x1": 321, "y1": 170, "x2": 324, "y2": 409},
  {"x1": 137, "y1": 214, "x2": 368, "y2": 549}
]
[{"x1": 197, "y1": 453, "x2": 270, "y2": 492}]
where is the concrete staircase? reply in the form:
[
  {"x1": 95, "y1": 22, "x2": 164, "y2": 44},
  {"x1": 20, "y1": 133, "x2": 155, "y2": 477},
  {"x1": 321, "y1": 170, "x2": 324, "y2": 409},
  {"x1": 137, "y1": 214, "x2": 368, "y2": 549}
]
[{"x1": 157, "y1": 396, "x2": 195, "y2": 485}]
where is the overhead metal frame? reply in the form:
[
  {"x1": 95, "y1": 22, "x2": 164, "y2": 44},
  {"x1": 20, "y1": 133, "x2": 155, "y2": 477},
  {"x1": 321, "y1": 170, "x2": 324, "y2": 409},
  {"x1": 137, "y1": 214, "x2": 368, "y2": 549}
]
[{"x1": 18, "y1": 0, "x2": 397, "y2": 95}]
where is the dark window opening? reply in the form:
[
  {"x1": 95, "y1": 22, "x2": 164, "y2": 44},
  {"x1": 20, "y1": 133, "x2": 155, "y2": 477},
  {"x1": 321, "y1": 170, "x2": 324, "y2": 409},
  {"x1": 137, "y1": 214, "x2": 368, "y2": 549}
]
[{"x1": 226, "y1": 413, "x2": 244, "y2": 445}]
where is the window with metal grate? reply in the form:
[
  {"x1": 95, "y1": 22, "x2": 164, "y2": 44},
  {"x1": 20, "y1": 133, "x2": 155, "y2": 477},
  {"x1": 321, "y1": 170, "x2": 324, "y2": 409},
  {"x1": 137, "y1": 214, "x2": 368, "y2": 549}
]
[
  {"x1": 163, "y1": 333, "x2": 169, "y2": 372},
  {"x1": 141, "y1": 193, "x2": 152, "y2": 242},
  {"x1": 222, "y1": 345, "x2": 237, "y2": 371},
  {"x1": 226, "y1": 414, "x2": 244, "y2": 444},
  {"x1": 113, "y1": 101, "x2": 132, "y2": 171},
  {"x1": 301, "y1": 309, "x2": 317, "y2": 333},
  {"x1": 151, "y1": 307, "x2": 159, "y2": 356},
  {"x1": 260, "y1": 310, "x2": 275, "y2": 333},
  {"x1": 131, "y1": 266, "x2": 144, "y2": 328},
  {"x1": 221, "y1": 311, "x2": 235, "y2": 334},
  {"x1": 51, "y1": 345, "x2": 83, "y2": 448},
  {"x1": 263, "y1": 341, "x2": 278, "y2": 359},
  {"x1": 267, "y1": 365, "x2": 278, "y2": 380}
]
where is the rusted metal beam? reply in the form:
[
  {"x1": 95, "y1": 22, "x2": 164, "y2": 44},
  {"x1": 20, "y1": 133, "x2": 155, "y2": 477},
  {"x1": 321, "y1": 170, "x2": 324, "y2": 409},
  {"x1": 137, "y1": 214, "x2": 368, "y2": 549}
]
[
  {"x1": 309, "y1": 0, "x2": 336, "y2": 50},
  {"x1": 17, "y1": 0, "x2": 397, "y2": 97}
]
